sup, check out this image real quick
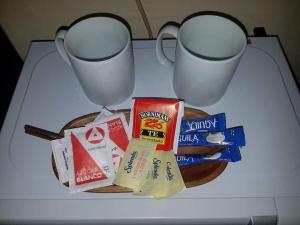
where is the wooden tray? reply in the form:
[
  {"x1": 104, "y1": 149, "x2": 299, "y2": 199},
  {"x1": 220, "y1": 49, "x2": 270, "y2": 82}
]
[{"x1": 52, "y1": 107, "x2": 227, "y2": 193}]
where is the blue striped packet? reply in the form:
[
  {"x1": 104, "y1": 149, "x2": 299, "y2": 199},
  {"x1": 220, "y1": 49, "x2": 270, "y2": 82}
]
[
  {"x1": 176, "y1": 145, "x2": 241, "y2": 167},
  {"x1": 178, "y1": 127, "x2": 245, "y2": 147},
  {"x1": 180, "y1": 113, "x2": 226, "y2": 133}
]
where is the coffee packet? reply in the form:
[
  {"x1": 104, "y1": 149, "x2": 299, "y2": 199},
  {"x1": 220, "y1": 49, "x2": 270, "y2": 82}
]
[
  {"x1": 114, "y1": 139, "x2": 157, "y2": 191},
  {"x1": 179, "y1": 127, "x2": 245, "y2": 147},
  {"x1": 180, "y1": 113, "x2": 226, "y2": 133},
  {"x1": 65, "y1": 124, "x2": 115, "y2": 193},
  {"x1": 176, "y1": 145, "x2": 242, "y2": 167}
]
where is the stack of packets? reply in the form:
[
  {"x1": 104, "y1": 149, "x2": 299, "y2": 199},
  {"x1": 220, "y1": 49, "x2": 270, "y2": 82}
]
[
  {"x1": 51, "y1": 97, "x2": 246, "y2": 198},
  {"x1": 52, "y1": 98, "x2": 186, "y2": 198},
  {"x1": 114, "y1": 98, "x2": 186, "y2": 199},
  {"x1": 51, "y1": 108, "x2": 131, "y2": 193},
  {"x1": 176, "y1": 113, "x2": 245, "y2": 166}
]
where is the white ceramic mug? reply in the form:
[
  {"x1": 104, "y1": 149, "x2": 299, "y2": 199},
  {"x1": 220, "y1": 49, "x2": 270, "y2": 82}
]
[
  {"x1": 55, "y1": 16, "x2": 134, "y2": 106},
  {"x1": 156, "y1": 14, "x2": 247, "y2": 106}
]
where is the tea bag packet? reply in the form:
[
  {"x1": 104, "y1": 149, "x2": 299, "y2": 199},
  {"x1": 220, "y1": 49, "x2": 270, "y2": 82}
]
[
  {"x1": 180, "y1": 113, "x2": 226, "y2": 133},
  {"x1": 179, "y1": 127, "x2": 245, "y2": 147},
  {"x1": 114, "y1": 139, "x2": 157, "y2": 191},
  {"x1": 87, "y1": 113, "x2": 130, "y2": 173},
  {"x1": 65, "y1": 124, "x2": 115, "y2": 193},
  {"x1": 135, "y1": 150, "x2": 186, "y2": 199},
  {"x1": 129, "y1": 98, "x2": 184, "y2": 153},
  {"x1": 51, "y1": 138, "x2": 70, "y2": 183},
  {"x1": 176, "y1": 145, "x2": 242, "y2": 167}
]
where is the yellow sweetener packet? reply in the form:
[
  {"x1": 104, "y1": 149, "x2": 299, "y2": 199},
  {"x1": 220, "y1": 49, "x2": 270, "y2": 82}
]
[
  {"x1": 113, "y1": 139, "x2": 157, "y2": 191},
  {"x1": 134, "y1": 150, "x2": 186, "y2": 199}
]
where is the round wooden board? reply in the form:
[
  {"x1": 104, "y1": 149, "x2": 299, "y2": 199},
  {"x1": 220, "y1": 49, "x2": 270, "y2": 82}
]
[{"x1": 52, "y1": 107, "x2": 227, "y2": 193}]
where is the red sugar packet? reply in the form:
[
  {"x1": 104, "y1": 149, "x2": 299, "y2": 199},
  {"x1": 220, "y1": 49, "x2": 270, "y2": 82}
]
[
  {"x1": 65, "y1": 124, "x2": 115, "y2": 193},
  {"x1": 87, "y1": 113, "x2": 130, "y2": 172}
]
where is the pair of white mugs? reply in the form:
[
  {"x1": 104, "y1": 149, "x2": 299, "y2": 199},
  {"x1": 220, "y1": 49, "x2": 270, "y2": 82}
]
[{"x1": 55, "y1": 14, "x2": 247, "y2": 106}]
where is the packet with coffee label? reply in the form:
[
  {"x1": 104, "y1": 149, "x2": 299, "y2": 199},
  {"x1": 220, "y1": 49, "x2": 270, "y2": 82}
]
[
  {"x1": 176, "y1": 145, "x2": 242, "y2": 167},
  {"x1": 134, "y1": 150, "x2": 186, "y2": 199},
  {"x1": 113, "y1": 139, "x2": 157, "y2": 191},
  {"x1": 178, "y1": 127, "x2": 245, "y2": 147},
  {"x1": 180, "y1": 113, "x2": 226, "y2": 133},
  {"x1": 129, "y1": 98, "x2": 184, "y2": 153},
  {"x1": 65, "y1": 124, "x2": 115, "y2": 193}
]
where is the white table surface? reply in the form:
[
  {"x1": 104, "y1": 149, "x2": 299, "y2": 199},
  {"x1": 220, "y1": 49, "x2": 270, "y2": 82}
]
[{"x1": 0, "y1": 37, "x2": 299, "y2": 224}]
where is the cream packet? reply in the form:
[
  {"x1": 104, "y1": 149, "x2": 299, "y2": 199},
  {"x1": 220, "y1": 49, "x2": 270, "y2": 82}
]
[
  {"x1": 113, "y1": 139, "x2": 157, "y2": 191},
  {"x1": 65, "y1": 124, "x2": 115, "y2": 193}
]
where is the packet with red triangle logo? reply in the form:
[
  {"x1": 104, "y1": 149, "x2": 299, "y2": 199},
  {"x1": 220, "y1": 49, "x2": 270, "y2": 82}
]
[
  {"x1": 64, "y1": 123, "x2": 115, "y2": 193},
  {"x1": 87, "y1": 113, "x2": 130, "y2": 173}
]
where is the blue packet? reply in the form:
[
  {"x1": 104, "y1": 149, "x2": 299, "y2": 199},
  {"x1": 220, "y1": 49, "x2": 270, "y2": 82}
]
[
  {"x1": 178, "y1": 127, "x2": 245, "y2": 147},
  {"x1": 176, "y1": 145, "x2": 242, "y2": 167},
  {"x1": 180, "y1": 113, "x2": 226, "y2": 133}
]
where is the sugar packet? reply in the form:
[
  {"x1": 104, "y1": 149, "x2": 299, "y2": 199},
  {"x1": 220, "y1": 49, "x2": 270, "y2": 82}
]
[
  {"x1": 51, "y1": 138, "x2": 69, "y2": 183},
  {"x1": 113, "y1": 139, "x2": 157, "y2": 191},
  {"x1": 134, "y1": 150, "x2": 186, "y2": 199},
  {"x1": 94, "y1": 107, "x2": 114, "y2": 122},
  {"x1": 65, "y1": 124, "x2": 115, "y2": 193},
  {"x1": 86, "y1": 113, "x2": 130, "y2": 172},
  {"x1": 84, "y1": 107, "x2": 114, "y2": 127}
]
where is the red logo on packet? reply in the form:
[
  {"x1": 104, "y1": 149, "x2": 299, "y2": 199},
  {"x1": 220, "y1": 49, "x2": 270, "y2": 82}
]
[
  {"x1": 71, "y1": 132, "x2": 108, "y2": 185},
  {"x1": 85, "y1": 127, "x2": 105, "y2": 144},
  {"x1": 144, "y1": 118, "x2": 163, "y2": 129}
]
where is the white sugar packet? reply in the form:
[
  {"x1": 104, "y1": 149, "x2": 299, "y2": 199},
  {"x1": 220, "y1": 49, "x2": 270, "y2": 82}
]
[
  {"x1": 51, "y1": 138, "x2": 69, "y2": 183},
  {"x1": 84, "y1": 107, "x2": 114, "y2": 127},
  {"x1": 65, "y1": 123, "x2": 115, "y2": 194},
  {"x1": 94, "y1": 107, "x2": 114, "y2": 121},
  {"x1": 51, "y1": 108, "x2": 124, "y2": 188},
  {"x1": 86, "y1": 113, "x2": 131, "y2": 173}
]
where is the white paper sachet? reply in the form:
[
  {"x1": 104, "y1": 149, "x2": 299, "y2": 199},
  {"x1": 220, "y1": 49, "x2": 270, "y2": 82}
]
[
  {"x1": 65, "y1": 123, "x2": 115, "y2": 193},
  {"x1": 86, "y1": 113, "x2": 131, "y2": 173},
  {"x1": 51, "y1": 138, "x2": 69, "y2": 183},
  {"x1": 94, "y1": 107, "x2": 114, "y2": 122}
]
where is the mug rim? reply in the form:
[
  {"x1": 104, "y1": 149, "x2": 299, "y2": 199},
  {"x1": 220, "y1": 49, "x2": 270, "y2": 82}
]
[
  {"x1": 178, "y1": 14, "x2": 247, "y2": 62},
  {"x1": 64, "y1": 16, "x2": 131, "y2": 63}
]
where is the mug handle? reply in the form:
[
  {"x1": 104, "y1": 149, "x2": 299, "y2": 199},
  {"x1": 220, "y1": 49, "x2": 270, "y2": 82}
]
[
  {"x1": 55, "y1": 29, "x2": 71, "y2": 66},
  {"x1": 155, "y1": 25, "x2": 178, "y2": 69}
]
